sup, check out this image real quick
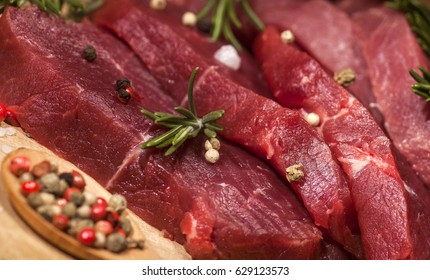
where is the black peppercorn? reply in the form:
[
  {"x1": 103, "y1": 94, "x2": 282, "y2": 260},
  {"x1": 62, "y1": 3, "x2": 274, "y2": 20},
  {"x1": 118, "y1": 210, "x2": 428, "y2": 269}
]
[
  {"x1": 116, "y1": 88, "x2": 132, "y2": 103},
  {"x1": 83, "y1": 45, "x2": 97, "y2": 62},
  {"x1": 59, "y1": 172, "x2": 73, "y2": 186},
  {"x1": 197, "y1": 20, "x2": 213, "y2": 34},
  {"x1": 116, "y1": 78, "x2": 131, "y2": 90}
]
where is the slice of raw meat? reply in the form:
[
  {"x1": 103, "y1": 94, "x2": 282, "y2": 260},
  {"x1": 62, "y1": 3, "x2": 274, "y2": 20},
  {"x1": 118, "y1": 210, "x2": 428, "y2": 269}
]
[
  {"x1": 245, "y1": 0, "x2": 383, "y2": 125},
  {"x1": 254, "y1": 26, "x2": 413, "y2": 259},
  {"x1": 333, "y1": 0, "x2": 383, "y2": 14},
  {"x1": 354, "y1": 7, "x2": 430, "y2": 186},
  {"x1": 394, "y1": 150, "x2": 430, "y2": 259},
  {"x1": 92, "y1": 0, "x2": 362, "y2": 256},
  {"x1": 0, "y1": 6, "x2": 323, "y2": 260},
  {"x1": 109, "y1": 137, "x2": 322, "y2": 259}
]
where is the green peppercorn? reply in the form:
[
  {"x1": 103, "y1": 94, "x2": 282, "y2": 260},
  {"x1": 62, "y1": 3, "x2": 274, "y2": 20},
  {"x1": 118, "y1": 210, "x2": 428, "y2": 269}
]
[
  {"x1": 56, "y1": 179, "x2": 69, "y2": 197},
  {"x1": 108, "y1": 194, "x2": 127, "y2": 213},
  {"x1": 39, "y1": 173, "x2": 60, "y2": 194},
  {"x1": 119, "y1": 217, "x2": 132, "y2": 236},
  {"x1": 67, "y1": 218, "x2": 94, "y2": 236},
  {"x1": 69, "y1": 191, "x2": 85, "y2": 206},
  {"x1": 27, "y1": 193, "x2": 43, "y2": 209},
  {"x1": 62, "y1": 202, "x2": 77, "y2": 218},
  {"x1": 106, "y1": 233, "x2": 127, "y2": 253},
  {"x1": 37, "y1": 205, "x2": 61, "y2": 221}
]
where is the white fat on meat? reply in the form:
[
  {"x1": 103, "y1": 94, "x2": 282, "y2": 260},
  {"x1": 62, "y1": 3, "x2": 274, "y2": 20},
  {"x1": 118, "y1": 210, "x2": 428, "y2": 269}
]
[
  {"x1": 186, "y1": 214, "x2": 198, "y2": 240},
  {"x1": 338, "y1": 156, "x2": 370, "y2": 177}
]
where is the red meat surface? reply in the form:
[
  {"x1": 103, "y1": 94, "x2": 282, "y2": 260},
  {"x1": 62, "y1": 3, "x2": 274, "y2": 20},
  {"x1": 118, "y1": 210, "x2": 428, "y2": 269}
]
[
  {"x1": 0, "y1": 6, "x2": 323, "y2": 259},
  {"x1": 92, "y1": 0, "x2": 362, "y2": 256},
  {"x1": 354, "y1": 7, "x2": 430, "y2": 187},
  {"x1": 245, "y1": 0, "x2": 383, "y2": 125},
  {"x1": 253, "y1": 26, "x2": 429, "y2": 259}
]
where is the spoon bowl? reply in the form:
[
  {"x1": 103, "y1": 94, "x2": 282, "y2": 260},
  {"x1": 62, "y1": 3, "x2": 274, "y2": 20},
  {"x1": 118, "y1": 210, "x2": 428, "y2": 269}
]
[{"x1": 1, "y1": 148, "x2": 159, "y2": 260}]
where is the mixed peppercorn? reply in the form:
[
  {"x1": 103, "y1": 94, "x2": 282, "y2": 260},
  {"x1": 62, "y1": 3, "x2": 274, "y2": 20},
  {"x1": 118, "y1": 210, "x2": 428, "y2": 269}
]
[
  {"x1": 9, "y1": 156, "x2": 144, "y2": 253},
  {"x1": 0, "y1": 103, "x2": 20, "y2": 127}
]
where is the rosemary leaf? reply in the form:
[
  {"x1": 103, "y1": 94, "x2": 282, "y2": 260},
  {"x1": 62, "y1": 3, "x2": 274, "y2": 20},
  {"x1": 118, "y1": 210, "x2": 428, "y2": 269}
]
[
  {"x1": 155, "y1": 115, "x2": 188, "y2": 124},
  {"x1": 195, "y1": 0, "x2": 265, "y2": 51},
  {"x1": 141, "y1": 126, "x2": 184, "y2": 148},
  {"x1": 196, "y1": 0, "x2": 216, "y2": 21},
  {"x1": 202, "y1": 110, "x2": 225, "y2": 123},
  {"x1": 223, "y1": 21, "x2": 243, "y2": 51},
  {"x1": 212, "y1": 0, "x2": 228, "y2": 42},
  {"x1": 187, "y1": 67, "x2": 200, "y2": 116},
  {"x1": 172, "y1": 126, "x2": 193, "y2": 145},
  {"x1": 409, "y1": 68, "x2": 428, "y2": 84},
  {"x1": 156, "y1": 137, "x2": 174, "y2": 149},
  {"x1": 409, "y1": 66, "x2": 430, "y2": 101},
  {"x1": 140, "y1": 108, "x2": 157, "y2": 121},
  {"x1": 174, "y1": 106, "x2": 197, "y2": 120},
  {"x1": 240, "y1": 0, "x2": 265, "y2": 31},
  {"x1": 204, "y1": 128, "x2": 217, "y2": 138},
  {"x1": 227, "y1": 0, "x2": 242, "y2": 29},
  {"x1": 205, "y1": 123, "x2": 224, "y2": 131},
  {"x1": 165, "y1": 136, "x2": 188, "y2": 156},
  {"x1": 387, "y1": 0, "x2": 430, "y2": 57},
  {"x1": 419, "y1": 66, "x2": 430, "y2": 81}
]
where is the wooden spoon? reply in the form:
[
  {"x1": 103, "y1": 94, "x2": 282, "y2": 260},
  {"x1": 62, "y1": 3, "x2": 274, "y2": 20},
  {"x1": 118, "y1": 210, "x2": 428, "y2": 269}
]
[{"x1": 1, "y1": 148, "x2": 160, "y2": 260}]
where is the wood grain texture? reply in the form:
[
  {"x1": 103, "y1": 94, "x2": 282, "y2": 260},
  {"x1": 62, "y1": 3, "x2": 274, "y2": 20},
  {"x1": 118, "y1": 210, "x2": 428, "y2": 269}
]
[{"x1": 0, "y1": 124, "x2": 190, "y2": 260}]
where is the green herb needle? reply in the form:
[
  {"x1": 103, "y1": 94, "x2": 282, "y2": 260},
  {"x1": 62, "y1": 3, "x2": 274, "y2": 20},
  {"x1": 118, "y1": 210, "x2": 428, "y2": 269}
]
[
  {"x1": 0, "y1": 0, "x2": 104, "y2": 20},
  {"x1": 387, "y1": 0, "x2": 430, "y2": 57},
  {"x1": 410, "y1": 66, "x2": 430, "y2": 102},
  {"x1": 141, "y1": 67, "x2": 224, "y2": 156},
  {"x1": 196, "y1": 0, "x2": 265, "y2": 51}
]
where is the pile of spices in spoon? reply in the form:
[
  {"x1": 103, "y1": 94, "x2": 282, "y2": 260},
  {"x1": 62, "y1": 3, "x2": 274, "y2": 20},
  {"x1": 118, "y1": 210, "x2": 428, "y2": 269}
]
[{"x1": 9, "y1": 156, "x2": 144, "y2": 253}]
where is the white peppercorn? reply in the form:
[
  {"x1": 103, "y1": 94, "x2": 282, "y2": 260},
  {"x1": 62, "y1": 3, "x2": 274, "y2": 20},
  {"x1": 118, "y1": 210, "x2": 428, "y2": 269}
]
[
  {"x1": 205, "y1": 148, "x2": 219, "y2": 163},
  {"x1": 94, "y1": 231, "x2": 106, "y2": 248},
  {"x1": 77, "y1": 205, "x2": 91, "y2": 219}
]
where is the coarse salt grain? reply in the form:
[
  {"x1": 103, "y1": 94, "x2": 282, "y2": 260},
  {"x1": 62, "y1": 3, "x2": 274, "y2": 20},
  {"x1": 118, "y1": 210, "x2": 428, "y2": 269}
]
[
  {"x1": 1, "y1": 144, "x2": 13, "y2": 154},
  {"x1": 0, "y1": 128, "x2": 6, "y2": 137},
  {"x1": 214, "y1": 45, "x2": 241, "y2": 71}
]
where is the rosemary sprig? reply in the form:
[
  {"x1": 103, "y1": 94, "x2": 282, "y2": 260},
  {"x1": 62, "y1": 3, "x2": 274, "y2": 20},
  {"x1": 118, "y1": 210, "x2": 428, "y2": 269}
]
[
  {"x1": 387, "y1": 0, "x2": 430, "y2": 57},
  {"x1": 141, "y1": 67, "x2": 224, "y2": 156},
  {"x1": 196, "y1": 0, "x2": 265, "y2": 51},
  {"x1": 0, "y1": 0, "x2": 103, "y2": 20},
  {"x1": 409, "y1": 66, "x2": 430, "y2": 101}
]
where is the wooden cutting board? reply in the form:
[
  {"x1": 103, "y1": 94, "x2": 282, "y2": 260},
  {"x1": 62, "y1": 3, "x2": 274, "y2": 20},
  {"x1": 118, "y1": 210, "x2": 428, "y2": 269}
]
[{"x1": 0, "y1": 123, "x2": 190, "y2": 260}]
